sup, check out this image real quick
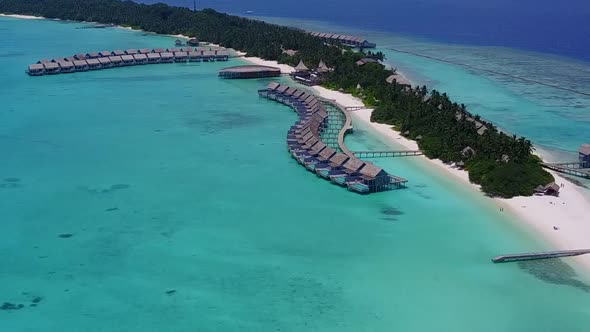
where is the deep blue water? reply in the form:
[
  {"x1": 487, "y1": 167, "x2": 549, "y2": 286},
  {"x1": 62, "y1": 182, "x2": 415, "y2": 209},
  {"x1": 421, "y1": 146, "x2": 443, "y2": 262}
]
[{"x1": 138, "y1": 0, "x2": 590, "y2": 62}]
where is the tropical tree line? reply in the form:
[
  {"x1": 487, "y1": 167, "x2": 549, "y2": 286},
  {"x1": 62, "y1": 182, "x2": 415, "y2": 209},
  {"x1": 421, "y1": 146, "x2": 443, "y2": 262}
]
[{"x1": 0, "y1": 0, "x2": 554, "y2": 197}]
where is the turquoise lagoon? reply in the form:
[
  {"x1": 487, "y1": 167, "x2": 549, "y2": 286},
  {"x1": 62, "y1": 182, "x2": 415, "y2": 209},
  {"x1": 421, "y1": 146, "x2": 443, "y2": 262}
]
[{"x1": 1, "y1": 17, "x2": 590, "y2": 331}]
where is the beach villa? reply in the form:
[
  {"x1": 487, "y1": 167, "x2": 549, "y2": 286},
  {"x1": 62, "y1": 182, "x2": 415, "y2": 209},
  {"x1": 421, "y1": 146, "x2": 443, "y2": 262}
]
[{"x1": 580, "y1": 144, "x2": 590, "y2": 167}]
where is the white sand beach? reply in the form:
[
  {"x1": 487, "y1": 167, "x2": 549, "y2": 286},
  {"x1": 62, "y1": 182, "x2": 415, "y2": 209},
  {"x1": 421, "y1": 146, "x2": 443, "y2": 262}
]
[
  {"x1": 314, "y1": 89, "x2": 590, "y2": 274},
  {"x1": 0, "y1": 13, "x2": 44, "y2": 20},
  {"x1": 242, "y1": 56, "x2": 295, "y2": 74}
]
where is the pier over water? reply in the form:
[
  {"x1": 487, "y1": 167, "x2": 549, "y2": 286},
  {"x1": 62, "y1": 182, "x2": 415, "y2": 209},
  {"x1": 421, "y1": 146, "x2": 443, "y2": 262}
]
[{"x1": 258, "y1": 82, "x2": 407, "y2": 194}]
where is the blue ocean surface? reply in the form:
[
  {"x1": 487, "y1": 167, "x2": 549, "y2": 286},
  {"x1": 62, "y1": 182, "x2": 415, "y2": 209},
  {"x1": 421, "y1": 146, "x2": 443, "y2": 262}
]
[
  {"x1": 2, "y1": 16, "x2": 590, "y2": 331},
  {"x1": 141, "y1": 0, "x2": 590, "y2": 62}
]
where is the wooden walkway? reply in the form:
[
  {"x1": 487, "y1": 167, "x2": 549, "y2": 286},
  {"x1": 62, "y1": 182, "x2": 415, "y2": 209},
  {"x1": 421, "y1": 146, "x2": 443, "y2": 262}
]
[
  {"x1": 492, "y1": 249, "x2": 590, "y2": 263},
  {"x1": 317, "y1": 97, "x2": 355, "y2": 159},
  {"x1": 542, "y1": 162, "x2": 590, "y2": 179},
  {"x1": 353, "y1": 150, "x2": 423, "y2": 158}
]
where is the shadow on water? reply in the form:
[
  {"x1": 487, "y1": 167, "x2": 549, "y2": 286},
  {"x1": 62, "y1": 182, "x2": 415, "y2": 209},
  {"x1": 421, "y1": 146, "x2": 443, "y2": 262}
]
[
  {"x1": 518, "y1": 259, "x2": 590, "y2": 293},
  {"x1": 380, "y1": 205, "x2": 404, "y2": 222},
  {"x1": 186, "y1": 111, "x2": 262, "y2": 133}
]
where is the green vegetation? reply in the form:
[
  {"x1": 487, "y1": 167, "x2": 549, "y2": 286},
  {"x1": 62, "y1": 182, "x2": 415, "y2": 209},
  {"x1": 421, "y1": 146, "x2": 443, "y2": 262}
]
[{"x1": 0, "y1": 0, "x2": 554, "y2": 197}]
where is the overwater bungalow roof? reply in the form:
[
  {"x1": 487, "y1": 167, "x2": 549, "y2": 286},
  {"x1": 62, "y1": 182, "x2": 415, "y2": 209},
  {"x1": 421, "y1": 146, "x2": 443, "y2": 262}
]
[
  {"x1": 315, "y1": 109, "x2": 328, "y2": 120},
  {"x1": 74, "y1": 54, "x2": 87, "y2": 60},
  {"x1": 298, "y1": 92, "x2": 309, "y2": 100},
  {"x1": 267, "y1": 82, "x2": 280, "y2": 90},
  {"x1": 147, "y1": 53, "x2": 161, "y2": 59},
  {"x1": 86, "y1": 59, "x2": 100, "y2": 65},
  {"x1": 120, "y1": 55, "x2": 135, "y2": 61},
  {"x1": 86, "y1": 52, "x2": 99, "y2": 58},
  {"x1": 311, "y1": 142, "x2": 327, "y2": 154},
  {"x1": 319, "y1": 147, "x2": 336, "y2": 160},
  {"x1": 303, "y1": 137, "x2": 319, "y2": 149},
  {"x1": 299, "y1": 132, "x2": 314, "y2": 143},
  {"x1": 133, "y1": 54, "x2": 147, "y2": 60},
  {"x1": 112, "y1": 50, "x2": 125, "y2": 56},
  {"x1": 343, "y1": 158, "x2": 365, "y2": 172},
  {"x1": 28, "y1": 64, "x2": 44, "y2": 70},
  {"x1": 97, "y1": 57, "x2": 111, "y2": 64},
  {"x1": 202, "y1": 51, "x2": 216, "y2": 57},
  {"x1": 329, "y1": 153, "x2": 349, "y2": 166},
  {"x1": 64, "y1": 56, "x2": 76, "y2": 62},
  {"x1": 125, "y1": 49, "x2": 138, "y2": 55},
  {"x1": 359, "y1": 163, "x2": 386, "y2": 179},
  {"x1": 73, "y1": 60, "x2": 88, "y2": 66},
  {"x1": 180, "y1": 47, "x2": 193, "y2": 52},
  {"x1": 174, "y1": 52, "x2": 188, "y2": 56},
  {"x1": 43, "y1": 62, "x2": 59, "y2": 69},
  {"x1": 98, "y1": 51, "x2": 111, "y2": 57},
  {"x1": 109, "y1": 56, "x2": 122, "y2": 62},
  {"x1": 196, "y1": 46, "x2": 210, "y2": 52},
  {"x1": 188, "y1": 51, "x2": 202, "y2": 57},
  {"x1": 293, "y1": 90, "x2": 305, "y2": 98},
  {"x1": 284, "y1": 87, "x2": 298, "y2": 96},
  {"x1": 580, "y1": 144, "x2": 590, "y2": 155},
  {"x1": 276, "y1": 85, "x2": 289, "y2": 93},
  {"x1": 167, "y1": 48, "x2": 180, "y2": 52},
  {"x1": 153, "y1": 48, "x2": 166, "y2": 53},
  {"x1": 216, "y1": 51, "x2": 230, "y2": 57},
  {"x1": 160, "y1": 52, "x2": 174, "y2": 58}
]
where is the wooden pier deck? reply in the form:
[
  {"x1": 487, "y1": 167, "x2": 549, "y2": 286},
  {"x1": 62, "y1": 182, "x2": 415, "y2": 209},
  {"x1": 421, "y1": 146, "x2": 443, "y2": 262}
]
[
  {"x1": 353, "y1": 150, "x2": 423, "y2": 158},
  {"x1": 492, "y1": 249, "x2": 590, "y2": 263},
  {"x1": 542, "y1": 162, "x2": 590, "y2": 179}
]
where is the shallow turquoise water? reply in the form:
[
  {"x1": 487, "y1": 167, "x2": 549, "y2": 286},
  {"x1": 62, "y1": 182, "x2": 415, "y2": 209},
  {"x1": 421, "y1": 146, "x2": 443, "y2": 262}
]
[{"x1": 1, "y1": 17, "x2": 590, "y2": 331}]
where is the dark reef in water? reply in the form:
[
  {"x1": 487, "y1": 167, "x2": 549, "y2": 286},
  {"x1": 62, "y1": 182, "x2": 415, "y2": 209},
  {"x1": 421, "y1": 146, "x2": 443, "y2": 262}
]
[
  {"x1": 1, "y1": 302, "x2": 24, "y2": 311},
  {"x1": 80, "y1": 184, "x2": 131, "y2": 194},
  {"x1": 518, "y1": 259, "x2": 590, "y2": 292},
  {"x1": 58, "y1": 233, "x2": 73, "y2": 238},
  {"x1": 0, "y1": 177, "x2": 22, "y2": 189}
]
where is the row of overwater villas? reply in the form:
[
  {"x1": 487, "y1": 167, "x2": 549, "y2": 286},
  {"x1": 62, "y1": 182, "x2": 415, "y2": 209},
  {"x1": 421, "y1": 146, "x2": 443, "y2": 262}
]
[
  {"x1": 27, "y1": 47, "x2": 231, "y2": 76},
  {"x1": 307, "y1": 31, "x2": 376, "y2": 48},
  {"x1": 258, "y1": 82, "x2": 407, "y2": 193}
]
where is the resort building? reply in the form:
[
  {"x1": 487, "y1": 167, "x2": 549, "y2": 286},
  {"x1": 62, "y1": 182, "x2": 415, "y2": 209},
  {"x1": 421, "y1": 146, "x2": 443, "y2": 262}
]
[
  {"x1": 57, "y1": 60, "x2": 75, "y2": 73},
  {"x1": 73, "y1": 60, "x2": 89, "y2": 71},
  {"x1": 27, "y1": 64, "x2": 45, "y2": 76},
  {"x1": 43, "y1": 62, "x2": 60, "y2": 74},
  {"x1": 308, "y1": 31, "x2": 377, "y2": 48}
]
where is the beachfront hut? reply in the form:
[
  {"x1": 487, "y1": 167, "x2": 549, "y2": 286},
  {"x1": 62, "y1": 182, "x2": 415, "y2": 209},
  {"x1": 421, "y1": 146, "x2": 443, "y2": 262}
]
[
  {"x1": 109, "y1": 56, "x2": 123, "y2": 66},
  {"x1": 98, "y1": 51, "x2": 112, "y2": 57},
  {"x1": 85, "y1": 58, "x2": 102, "y2": 70},
  {"x1": 173, "y1": 52, "x2": 188, "y2": 62},
  {"x1": 294, "y1": 60, "x2": 309, "y2": 73},
  {"x1": 188, "y1": 51, "x2": 202, "y2": 62},
  {"x1": 120, "y1": 55, "x2": 136, "y2": 65},
  {"x1": 356, "y1": 58, "x2": 380, "y2": 66},
  {"x1": 216, "y1": 51, "x2": 230, "y2": 61},
  {"x1": 27, "y1": 64, "x2": 45, "y2": 76},
  {"x1": 202, "y1": 51, "x2": 216, "y2": 62},
  {"x1": 112, "y1": 50, "x2": 125, "y2": 56},
  {"x1": 152, "y1": 48, "x2": 166, "y2": 53},
  {"x1": 98, "y1": 57, "x2": 113, "y2": 68},
  {"x1": 73, "y1": 60, "x2": 89, "y2": 71},
  {"x1": 133, "y1": 54, "x2": 148, "y2": 64},
  {"x1": 316, "y1": 60, "x2": 330, "y2": 73},
  {"x1": 160, "y1": 52, "x2": 174, "y2": 63},
  {"x1": 478, "y1": 125, "x2": 489, "y2": 135},
  {"x1": 462, "y1": 146, "x2": 476, "y2": 158},
  {"x1": 57, "y1": 60, "x2": 75, "y2": 73},
  {"x1": 147, "y1": 53, "x2": 161, "y2": 64},
  {"x1": 139, "y1": 48, "x2": 151, "y2": 54},
  {"x1": 42, "y1": 62, "x2": 60, "y2": 74},
  {"x1": 579, "y1": 144, "x2": 590, "y2": 168},
  {"x1": 544, "y1": 182, "x2": 560, "y2": 196}
]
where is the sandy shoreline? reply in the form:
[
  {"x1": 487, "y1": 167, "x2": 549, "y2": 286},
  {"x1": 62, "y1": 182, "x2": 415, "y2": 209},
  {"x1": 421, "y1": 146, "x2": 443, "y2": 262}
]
[{"x1": 0, "y1": 13, "x2": 44, "y2": 20}]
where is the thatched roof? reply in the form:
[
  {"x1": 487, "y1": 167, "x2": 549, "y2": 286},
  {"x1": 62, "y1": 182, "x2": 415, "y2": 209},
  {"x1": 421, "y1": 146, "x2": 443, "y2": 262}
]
[
  {"x1": 317, "y1": 60, "x2": 329, "y2": 73},
  {"x1": 311, "y1": 142, "x2": 327, "y2": 154},
  {"x1": 343, "y1": 158, "x2": 365, "y2": 172},
  {"x1": 359, "y1": 163, "x2": 386, "y2": 178},
  {"x1": 294, "y1": 60, "x2": 309, "y2": 72}
]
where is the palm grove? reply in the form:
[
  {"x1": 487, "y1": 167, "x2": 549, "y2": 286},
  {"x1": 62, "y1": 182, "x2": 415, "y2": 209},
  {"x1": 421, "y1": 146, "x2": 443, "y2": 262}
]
[{"x1": 0, "y1": 0, "x2": 554, "y2": 197}]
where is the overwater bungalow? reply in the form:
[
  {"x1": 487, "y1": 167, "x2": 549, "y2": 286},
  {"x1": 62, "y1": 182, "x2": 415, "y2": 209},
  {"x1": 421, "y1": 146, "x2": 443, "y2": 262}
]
[
  {"x1": 180, "y1": 47, "x2": 193, "y2": 52},
  {"x1": 196, "y1": 46, "x2": 210, "y2": 53},
  {"x1": 188, "y1": 51, "x2": 202, "y2": 62},
  {"x1": 202, "y1": 51, "x2": 215, "y2": 62},
  {"x1": 98, "y1": 51, "x2": 112, "y2": 57},
  {"x1": 120, "y1": 55, "x2": 136, "y2": 65},
  {"x1": 38, "y1": 59, "x2": 52, "y2": 64},
  {"x1": 98, "y1": 57, "x2": 113, "y2": 68},
  {"x1": 133, "y1": 54, "x2": 148, "y2": 64},
  {"x1": 112, "y1": 50, "x2": 125, "y2": 56},
  {"x1": 139, "y1": 48, "x2": 151, "y2": 54},
  {"x1": 86, "y1": 52, "x2": 100, "y2": 59},
  {"x1": 125, "y1": 49, "x2": 139, "y2": 55},
  {"x1": 167, "y1": 47, "x2": 180, "y2": 53},
  {"x1": 64, "y1": 56, "x2": 76, "y2": 62},
  {"x1": 316, "y1": 153, "x2": 350, "y2": 178},
  {"x1": 73, "y1": 60, "x2": 89, "y2": 71},
  {"x1": 160, "y1": 52, "x2": 174, "y2": 63},
  {"x1": 329, "y1": 158, "x2": 365, "y2": 185},
  {"x1": 147, "y1": 53, "x2": 161, "y2": 64},
  {"x1": 27, "y1": 63, "x2": 45, "y2": 76},
  {"x1": 43, "y1": 62, "x2": 60, "y2": 74},
  {"x1": 86, "y1": 58, "x2": 102, "y2": 70},
  {"x1": 109, "y1": 56, "x2": 123, "y2": 66},
  {"x1": 215, "y1": 51, "x2": 230, "y2": 61},
  {"x1": 351, "y1": 164, "x2": 390, "y2": 193},
  {"x1": 152, "y1": 48, "x2": 166, "y2": 53},
  {"x1": 57, "y1": 60, "x2": 75, "y2": 73},
  {"x1": 173, "y1": 51, "x2": 188, "y2": 62}
]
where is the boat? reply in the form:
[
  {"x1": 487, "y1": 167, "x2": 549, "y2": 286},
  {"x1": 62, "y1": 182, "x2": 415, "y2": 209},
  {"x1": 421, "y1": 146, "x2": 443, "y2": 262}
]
[{"x1": 175, "y1": 39, "x2": 183, "y2": 47}]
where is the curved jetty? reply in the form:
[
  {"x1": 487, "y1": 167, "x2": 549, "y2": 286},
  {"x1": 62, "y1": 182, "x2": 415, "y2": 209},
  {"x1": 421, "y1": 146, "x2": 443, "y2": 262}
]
[
  {"x1": 26, "y1": 47, "x2": 230, "y2": 76},
  {"x1": 219, "y1": 65, "x2": 281, "y2": 79},
  {"x1": 492, "y1": 249, "x2": 590, "y2": 263},
  {"x1": 258, "y1": 82, "x2": 407, "y2": 194}
]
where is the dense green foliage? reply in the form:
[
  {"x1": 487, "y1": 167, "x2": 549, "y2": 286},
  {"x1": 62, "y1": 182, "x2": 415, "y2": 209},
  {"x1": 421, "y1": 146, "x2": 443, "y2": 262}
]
[{"x1": 0, "y1": 0, "x2": 554, "y2": 197}]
